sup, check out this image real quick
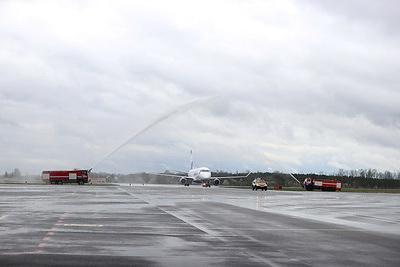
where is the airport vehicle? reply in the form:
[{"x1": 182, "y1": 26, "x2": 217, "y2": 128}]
[
  {"x1": 42, "y1": 169, "x2": 91, "y2": 185},
  {"x1": 303, "y1": 177, "x2": 342, "y2": 191},
  {"x1": 154, "y1": 151, "x2": 251, "y2": 186},
  {"x1": 252, "y1": 178, "x2": 267, "y2": 191}
]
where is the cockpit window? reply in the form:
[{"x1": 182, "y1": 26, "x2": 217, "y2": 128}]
[{"x1": 200, "y1": 169, "x2": 210, "y2": 173}]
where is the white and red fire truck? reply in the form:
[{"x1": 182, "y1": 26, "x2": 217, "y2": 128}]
[
  {"x1": 303, "y1": 178, "x2": 342, "y2": 191},
  {"x1": 42, "y1": 169, "x2": 91, "y2": 185}
]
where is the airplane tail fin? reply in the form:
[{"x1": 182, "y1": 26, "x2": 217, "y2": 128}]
[{"x1": 190, "y1": 150, "x2": 194, "y2": 169}]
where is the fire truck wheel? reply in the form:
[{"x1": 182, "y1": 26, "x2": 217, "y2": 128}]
[
  {"x1": 59, "y1": 181, "x2": 63, "y2": 185},
  {"x1": 78, "y1": 180, "x2": 84, "y2": 185}
]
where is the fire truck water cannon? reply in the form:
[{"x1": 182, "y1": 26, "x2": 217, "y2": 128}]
[{"x1": 41, "y1": 98, "x2": 216, "y2": 186}]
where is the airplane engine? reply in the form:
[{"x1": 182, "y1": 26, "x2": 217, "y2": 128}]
[
  {"x1": 179, "y1": 177, "x2": 187, "y2": 185},
  {"x1": 213, "y1": 178, "x2": 220, "y2": 186}
]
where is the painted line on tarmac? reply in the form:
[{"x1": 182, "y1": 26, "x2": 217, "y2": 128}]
[
  {"x1": 55, "y1": 223, "x2": 400, "y2": 233},
  {"x1": 0, "y1": 250, "x2": 42, "y2": 255},
  {"x1": 36, "y1": 212, "x2": 69, "y2": 249},
  {"x1": 63, "y1": 224, "x2": 103, "y2": 227},
  {"x1": 0, "y1": 214, "x2": 58, "y2": 255},
  {"x1": 356, "y1": 214, "x2": 396, "y2": 223}
]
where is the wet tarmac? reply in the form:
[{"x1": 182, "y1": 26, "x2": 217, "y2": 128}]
[{"x1": 0, "y1": 183, "x2": 399, "y2": 266}]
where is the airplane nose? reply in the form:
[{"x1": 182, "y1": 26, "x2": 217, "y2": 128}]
[{"x1": 200, "y1": 173, "x2": 209, "y2": 179}]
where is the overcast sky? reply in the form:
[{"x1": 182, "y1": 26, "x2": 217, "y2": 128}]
[{"x1": 1, "y1": 0, "x2": 399, "y2": 175}]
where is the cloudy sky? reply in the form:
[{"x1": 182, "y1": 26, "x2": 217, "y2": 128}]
[{"x1": 1, "y1": 0, "x2": 399, "y2": 175}]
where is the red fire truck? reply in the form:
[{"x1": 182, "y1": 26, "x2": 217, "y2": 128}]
[
  {"x1": 303, "y1": 178, "x2": 342, "y2": 191},
  {"x1": 42, "y1": 169, "x2": 91, "y2": 185}
]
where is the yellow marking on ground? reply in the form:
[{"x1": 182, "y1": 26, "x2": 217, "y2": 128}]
[
  {"x1": 0, "y1": 215, "x2": 8, "y2": 220},
  {"x1": 63, "y1": 224, "x2": 103, "y2": 227}
]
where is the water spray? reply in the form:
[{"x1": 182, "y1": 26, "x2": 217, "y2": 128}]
[
  {"x1": 262, "y1": 153, "x2": 302, "y2": 186},
  {"x1": 288, "y1": 173, "x2": 301, "y2": 185},
  {"x1": 91, "y1": 96, "x2": 218, "y2": 170}
]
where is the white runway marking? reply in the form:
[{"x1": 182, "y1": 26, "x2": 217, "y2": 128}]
[{"x1": 63, "y1": 224, "x2": 103, "y2": 227}]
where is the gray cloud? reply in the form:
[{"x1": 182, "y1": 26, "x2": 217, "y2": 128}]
[{"x1": 1, "y1": 0, "x2": 399, "y2": 175}]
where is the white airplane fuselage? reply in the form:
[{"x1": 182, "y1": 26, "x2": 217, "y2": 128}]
[{"x1": 188, "y1": 167, "x2": 211, "y2": 183}]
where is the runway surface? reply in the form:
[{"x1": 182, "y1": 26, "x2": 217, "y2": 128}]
[{"x1": 0, "y1": 183, "x2": 399, "y2": 266}]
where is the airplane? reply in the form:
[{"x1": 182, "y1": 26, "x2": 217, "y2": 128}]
[{"x1": 154, "y1": 150, "x2": 251, "y2": 187}]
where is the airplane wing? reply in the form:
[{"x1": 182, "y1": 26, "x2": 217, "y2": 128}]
[
  {"x1": 147, "y1": 171, "x2": 251, "y2": 187},
  {"x1": 170, "y1": 170, "x2": 187, "y2": 175},
  {"x1": 148, "y1": 171, "x2": 194, "y2": 186},
  {"x1": 212, "y1": 172, "x2": 252, "y2": 179},
  {"x1": 148, "y1": 172, "x2": 189, "y2": 178}
]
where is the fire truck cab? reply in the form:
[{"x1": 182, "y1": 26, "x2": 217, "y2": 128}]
[{"x1": 42, "y1": 169, "x2": 90, "y2": 185}]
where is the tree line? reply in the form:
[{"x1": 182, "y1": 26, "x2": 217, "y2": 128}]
[
  {"x1": 335, "y1": 168, "x2": 400, "y2": 180},
  {"x1": 2, "y1": 168, "x2": 22, "y2": 178},
  {"x1": 89, "y1": 168, "x2": 400, "y2": 189},
  {"x1": 2, "y1": 168, "x2": 400, "y2": 189}
]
